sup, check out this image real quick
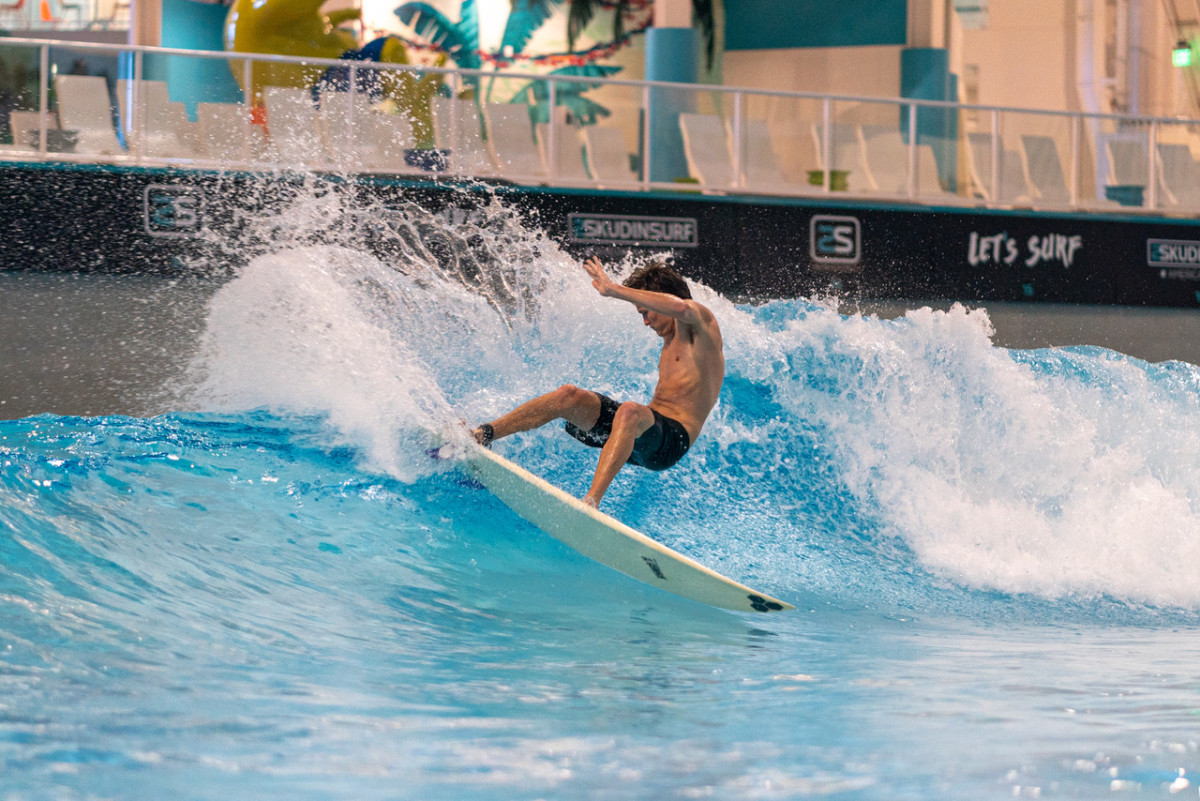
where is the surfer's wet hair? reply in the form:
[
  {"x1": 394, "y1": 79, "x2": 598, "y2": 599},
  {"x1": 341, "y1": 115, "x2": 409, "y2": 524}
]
[{"x1": 623, "y1": 261, "x2": 692, "y2": 300}]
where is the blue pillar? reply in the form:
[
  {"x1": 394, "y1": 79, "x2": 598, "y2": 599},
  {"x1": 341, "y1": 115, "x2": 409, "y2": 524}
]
[
  {"x1": 900, "y1": 47, "x2": 957, "y2": 186},
  {"x1": 645, "y1": 26, "x2": 697, "y2": 183},
  {"x1": 142, "y1": 0, "x2": 241, "y2": 117}
]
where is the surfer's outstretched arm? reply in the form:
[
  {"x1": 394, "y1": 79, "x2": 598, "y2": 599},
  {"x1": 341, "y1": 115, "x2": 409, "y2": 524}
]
[{"x1": 581, "y1": 257, "x2": 715, "y2": 332}]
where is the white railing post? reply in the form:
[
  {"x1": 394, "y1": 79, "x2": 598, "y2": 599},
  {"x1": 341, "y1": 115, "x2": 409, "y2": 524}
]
[
  {"x1": 1148, "y1": 119, "x2": 1159, "y2": 209},
  {"x1": 989, "y1": 108, "x2": 1000, "y2": 202},
  {"x1": 731, "y1": 90, "x2": 743, "y2": 190},
  {"x1": 132, "y1": 49, "x2": 143, "y2": 163},
  {"x1": 821, "y1": 97, "x2": 831, "y2": 192},
  {"x1": 242, "y1": 56, "x2": 254, "y2": 165},
  {"x1": 547, "y1": 78, "x2": 558, "y2": 184},
  {"x1": 907, "y1": 101, "x2": 918, "y2": 198},
  {"x1": 449, "y1": 73, "x2": 461, "y2": 174},
  {"x1": 641, "y1": 82, "x2": 651, "y2": 189},
  {"x1": 37, "y1": 44, "x2": 49, "y2": 157},
  {"x1": 242, "y1": 57, "x2": 253, "y2": 107},
  {"x1": 347, "y1": 62, "x2": 358, "y2": 171},
  {"x1": 1070, "y1": 114, "x2": 1080, "y2": 206}
]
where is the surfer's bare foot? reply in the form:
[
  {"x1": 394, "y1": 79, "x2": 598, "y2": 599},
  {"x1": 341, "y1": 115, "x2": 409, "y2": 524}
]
[
  {"x1": 472, "y1": 423, "x2": 494, "y2": 447},
  {"x1": 582, "y1": 494, "x2": 600, "y2": 508}
]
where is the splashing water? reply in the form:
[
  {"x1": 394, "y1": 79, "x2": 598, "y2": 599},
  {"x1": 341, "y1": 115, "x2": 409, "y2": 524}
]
[{"x1": 176, "y1": 189, "x2": 1200, "y2": 610}]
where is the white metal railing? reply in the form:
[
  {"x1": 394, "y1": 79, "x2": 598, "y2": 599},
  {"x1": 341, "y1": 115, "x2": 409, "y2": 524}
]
[{"x1": 3, "y1": 36, "x2": 1200, "y2": 215}]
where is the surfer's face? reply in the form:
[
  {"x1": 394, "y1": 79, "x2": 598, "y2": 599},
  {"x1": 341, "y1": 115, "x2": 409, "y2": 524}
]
[{"x1": 637, "y1": 308, "x2": 672, "y2": 337}]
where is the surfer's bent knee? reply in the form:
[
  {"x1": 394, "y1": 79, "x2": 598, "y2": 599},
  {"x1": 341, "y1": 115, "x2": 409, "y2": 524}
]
[{"x1": 612, "y1": 401, "x2": 653, "y2": 436}]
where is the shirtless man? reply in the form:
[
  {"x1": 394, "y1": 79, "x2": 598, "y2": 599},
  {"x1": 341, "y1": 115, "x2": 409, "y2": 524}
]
[{"x1": 472, "y1": 256, "x2": 724, "y2": 508}]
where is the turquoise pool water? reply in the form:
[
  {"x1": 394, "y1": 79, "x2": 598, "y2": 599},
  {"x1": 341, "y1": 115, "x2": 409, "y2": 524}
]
[{"x1": 3, "y1": 207, "x2": 1200, "y2": 799}]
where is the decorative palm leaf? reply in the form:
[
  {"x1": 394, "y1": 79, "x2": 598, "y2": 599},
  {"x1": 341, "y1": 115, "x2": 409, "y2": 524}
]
[
  {"x1": 565, "y1": 0, "x2": 595, "y2": 51},
  {"x1": 502, "y1": 0, "x2": 564, "y2": 56},
  {"x1": 562, "y1": 0, "x2": 716, "y2": 69},
  {"x1": 692, "y1": 0, "x2": 715, "y2": 68},
  {"x1": 555, "y1": 95, "x2": 611, "y2": 126},
  {"x1": 395, "y1": 1, "x2": 481, "y2": 71},
  {"x1": 510, "y1": 64, "x2": 621, "y2": 125},
  {"x1": 457, "y1": 0, "x2": 481, "y2": 66}
]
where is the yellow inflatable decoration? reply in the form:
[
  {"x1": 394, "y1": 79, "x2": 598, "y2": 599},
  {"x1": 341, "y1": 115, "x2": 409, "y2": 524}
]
[
  {"x1": 223, "y1": 0, "x2": 360, "y2": 102},
  {"x1": 222, "y1": 0, "x2": 446, "y2": 147}
]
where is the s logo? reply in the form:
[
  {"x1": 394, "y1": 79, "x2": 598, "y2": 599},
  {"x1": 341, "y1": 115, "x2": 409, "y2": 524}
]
[
  {"x1": 810, "y1": 215, "x2": 861, "y2": 268},
  {"x1": 144, "y1": 185, "x2": 203, "y2": 237}
]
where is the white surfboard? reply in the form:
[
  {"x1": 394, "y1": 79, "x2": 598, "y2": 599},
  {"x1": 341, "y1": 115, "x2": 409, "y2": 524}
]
[{"x1": 465, "y1": 445, "x2": 793, "y2": 613}]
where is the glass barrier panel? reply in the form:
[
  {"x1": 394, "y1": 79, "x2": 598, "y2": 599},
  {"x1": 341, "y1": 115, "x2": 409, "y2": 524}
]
[
  {"x1": 529, "y1": 76, "x2": 587, "y2": 185},
  {"x1": 1155, "y1": 119, "x2": 1200, "y2": 211},
  {"x1": 824, "y1": 97, "x2": 911, "y2": 197},
  {"x1": 962, "y1": 113, "x2": 1006, "y2": 203},
  {"x1": 671, "y1": 85, "x2": 733, "y2": 189},
  {"x1": 564, "y1": 74, "x2": 643, "y2": 186},
  {"x1": 910, "y1": 99, "x2": 959, "y2": 200},
  {"x1": 642, "y1": 82, "x2": 700, "y2": 187},
  {"x1": 576, "y1": 75, "x2": 646, "y2": 185},
  {"x1": 46, "y1": 43, "x2": 123, "y2": 162},
  {"x1": 0, "y1": 41, "x2": 47, "y2": 157},
  {"x1": 106, "y1": 51, "x2": 239, "y2": 164},
  {"x1": 997, "y1": 109, "x2": 1078, "y2": 207},
  {"x1": 332, "y1": 62, "x2": 436, "y2": 176},
  {"x1": 475, "y1": 74, "x2": 544, "y2": 183},
  {"x1": 736, "y1": 91, "x2": 826, "y2": 195},
  {"x1": 1086, "y1": 114, "x2": 1142, "y2": 208}
]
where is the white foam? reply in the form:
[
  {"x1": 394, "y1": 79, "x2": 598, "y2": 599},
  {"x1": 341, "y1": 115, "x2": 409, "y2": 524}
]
[{"x1": 730, "y1": 301, "x2": 1200, "y2": 608}]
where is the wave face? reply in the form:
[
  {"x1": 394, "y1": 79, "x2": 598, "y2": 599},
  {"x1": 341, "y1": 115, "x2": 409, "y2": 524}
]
[{"x1": 4, "y1": 191, "x2": 1200, "y2": 799}]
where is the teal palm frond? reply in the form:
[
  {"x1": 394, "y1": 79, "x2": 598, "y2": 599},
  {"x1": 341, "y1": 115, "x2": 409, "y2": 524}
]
[
  {"x1": 458, "y1": 0, "x2": 481, "y2": 65},
  {"x1": 565, "y1": 0, "x2": 596, "y2": 51},
  {"x1": 394, "y1": 2, "x2": 481, "y2": 71},
  {"x1": 510, "y1": 64, "x2": 621, "y2": 124},
  {"x1": 555, "y1": 95, "x2": 611, "y2": 126},
  {"x1": 501, "y1": 0, "x2": 563, "y2": 56}
]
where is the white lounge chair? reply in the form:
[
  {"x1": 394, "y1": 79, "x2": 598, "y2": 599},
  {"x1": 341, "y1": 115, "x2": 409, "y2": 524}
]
[
  {"x1": 55, "y1": 74, "x2": 122, "y2": 156},
  {"x1": 116, "y1": 79, "x2": 192, "y2": 158},
  {"x1": 7, "y1": 110, "x2": 59, "y2": 151},
  {"x1": 1157, "y1": 143, "x2": 1200, "y2": 208},
  {"x1": 731, "y1": 118, "x2": 809, "y2": 194},
  {"x1": 1103, "y1": 135, "x2": 1154, "y2": 206},
  {"x1": 1106, "y1": 136, "x2": 1149, "y2": 188},
  {"x1": 536, "y1": 122, "x2": 589, "y2": 183},
  {"x1": 858, "y1": 124, "x2": 950, "y2": 198},
  {"x1": 966, "y1": 132, "x2": 1031, "y2": 204},
  {"x1": 1018, "y1": 134, "x2": 1072, "y2": 205},
  {"x1": 432, "y1": 97, "x2": 493, "y2": 177},
  {"x1": 484, "y1": 102, "x2": 543, "y2": 181},
  {"x1": 679, "y1": 112, "x2": 735, "y2": 188},
  {"x1": 196, "y1": 102, "x2": 265, "y2": 163},
  {"x1": 581, "y1": 125, "x2": 639, "y2": 185}
]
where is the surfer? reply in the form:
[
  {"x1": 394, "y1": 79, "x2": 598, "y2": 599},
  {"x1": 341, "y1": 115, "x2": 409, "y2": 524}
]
[{"x1": 472, "y1": 256, "x2": 724, "y2": 507}]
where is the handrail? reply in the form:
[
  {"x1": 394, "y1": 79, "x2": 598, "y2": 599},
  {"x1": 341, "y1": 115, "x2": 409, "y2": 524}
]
[
  {"x1": 2, "y1": 34, "x2": 1196, "y2": 125},
  {"x1": 3, "y1": 36, "x2": 1200, "y2": 215}
]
